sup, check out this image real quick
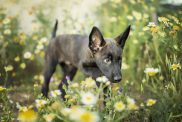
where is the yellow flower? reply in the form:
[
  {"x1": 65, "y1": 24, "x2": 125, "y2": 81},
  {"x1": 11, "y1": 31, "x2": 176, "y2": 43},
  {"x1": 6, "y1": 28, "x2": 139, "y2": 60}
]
[
  {"x1": 158, "y1": 17, "x2": 170, "y2": 26},
  {"x1": 114, "y1": 101, "x2": 126, "y2": 112},
  {"x1": 158, "y1": 17, "x2": 169, "y2": 23},
  {"x1": 127, "y1": 103, "x2": 138, "y2": 110},
  {"x1": 146, "y1": 99, "x2": 157, "y2": 106},
  {"x1": 69, "y1": 106, "x2": 99, "y2": 122},
  {"x1": 43, "y1": 113, "x2": 55, "y2": 122},
  {"x1": 69, "y1": 106, "x2": 84, "y2": 120},
  {"x1": 150, "y1": 27, "x2": 158, "y2": 33},
  {"x1": 18, "y1": 109, "x2": 37, "y2": 122},
  {"x1": 20, "y1": 63, "x2": 26, "y2": 69},
  {"x1": 144, "y1": 68, "x2": 159, "y2": 76},
  {"x1": 14, "y1": 56, "x2": 20, "y2": 62},
  {"x1": 173, "y1": 25, "x2": 180, "y2": 31},
  {"x1": 0, "y1": 86, "x2": 6, "y2": 91},
  {"x1": 20, "y1": 33, "x2": 26, "y2": 40},
  {"x1": 171, "y1": 63, "x2": 181, "y2": 70},
  {"x1": 4, "y1": 65, "x2": 14, "y2": 72},
  {"x1": 79, "y1": 111, "x2": 99, "y2": 122}
]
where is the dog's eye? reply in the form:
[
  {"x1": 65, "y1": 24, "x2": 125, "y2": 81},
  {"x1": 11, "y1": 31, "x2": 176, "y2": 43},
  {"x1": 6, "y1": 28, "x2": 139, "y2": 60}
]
[{"x1": 104, "y1": 58, "x2": 111, "y2": 64}]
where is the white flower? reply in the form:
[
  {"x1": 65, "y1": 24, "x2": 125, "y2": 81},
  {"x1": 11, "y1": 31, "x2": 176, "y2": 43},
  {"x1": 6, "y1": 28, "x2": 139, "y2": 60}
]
[
  {"x1": 96, "y1": 76, "x2": 109, "y2": 83},
  {"x1": 81, "y1": 92, "x2": 97, "y2": 105},
  {"x1": 126, "y1": 97, "x2": 138, "y2": 110},
  {"x1": 127, "y1": 97, "x2": 135, "y2": 104},
  {"x1": 23, "y1": 52, "x2": 32, "y2": 59},
  {"x1": 69, "y1": 106, "x2": 85, "y2": 120},
  {"x1": 3, "y1": 18, "x2": 10, "y2": 24},
  {"x1": 35, "y1": 99, "x2": 47, "y2": 108},
  {"x1": 50, "y1": 90, "x2": 61, "y2": 98},
  {"x1": 105, "y1": 81, "x2": 111, "y2": 86},
  {"x1": 40, "y1": 37, "x2": 48, "y2": 43},
  {"x1": 69, "y1": 106, "x2": 99, "y2": 122},
  {"x1": 4, "y1": 65, "x2": 14, "y2": 72},
  {"x1": 43, "y1": 113, "x2": 55, "y2": 122},
  {"x1": 36, "y1": 44, "x2": 44, "y2": 50},
  {"x1": 144, "y1": 68, "x2": 159, "y2": 76},
  {"x1": 61, "y1": 108, "x2": 71, "y2": 116},
  {"x1": 20, "y1": 63, "x2": 26, "y2": 69},
  {"x1": 4, "y1": 29, "x2": 11, "y2": 35},
  {"x1": 147, "y1": 22, "x2": 157, "y2": 27}
]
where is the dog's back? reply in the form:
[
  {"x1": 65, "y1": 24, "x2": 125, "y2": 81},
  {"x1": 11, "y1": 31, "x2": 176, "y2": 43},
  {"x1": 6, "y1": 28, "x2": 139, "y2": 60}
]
[{"x1": 50, "y1": 34, "x2": 89, "y2": 67}]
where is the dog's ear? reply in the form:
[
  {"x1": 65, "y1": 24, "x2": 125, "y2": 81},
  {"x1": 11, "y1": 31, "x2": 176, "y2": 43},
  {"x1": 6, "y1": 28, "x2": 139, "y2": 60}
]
[
  {"x1": 89, "y1": 26, "x2": 106, "y2": 53},
  {"x1": 115, "y1": 25, "x2": 131, "y2": 49}
]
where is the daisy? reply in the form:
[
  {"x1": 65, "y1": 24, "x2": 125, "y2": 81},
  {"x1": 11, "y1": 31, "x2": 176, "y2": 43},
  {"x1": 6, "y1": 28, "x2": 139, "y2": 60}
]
[
  {"x1": 114, "y1": 101, "x2": 126, "y2": 112},
  {"x1": 24, "y1": 52, "x2": 32, "y2": 59},
  {"x1": 144, "y1": 67, "x2": 159, "y2": 76},
  {"x1": 96, "y1": 76, "x2": 109, "y2": 83},
  {"x1": 18, "y1": 109, "x2": 37, "y2": 122},
  {"x1": 171, "y1": 63, "x2": 181, "y2": 70},
  {"x1": 81, "y1": 92, "x2": 97, "y2": 105},
  {"x1": 35, "y1": 99, "x2": 47, "y2": 108},
  {"x1": 146, "y1": 99, "x2": 157, "y2": 106}
]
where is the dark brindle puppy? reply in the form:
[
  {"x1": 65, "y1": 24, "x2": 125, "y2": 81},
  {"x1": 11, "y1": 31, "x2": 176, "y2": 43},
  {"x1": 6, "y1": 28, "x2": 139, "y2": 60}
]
[{"x1": 42, "y1": 20, "x2": 130, "y2": 99}]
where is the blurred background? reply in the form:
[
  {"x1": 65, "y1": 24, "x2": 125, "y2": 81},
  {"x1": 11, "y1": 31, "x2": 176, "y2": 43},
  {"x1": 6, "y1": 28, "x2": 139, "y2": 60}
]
[{"x1": 0, "y1": 0, "x2": 182, "y2": 121}]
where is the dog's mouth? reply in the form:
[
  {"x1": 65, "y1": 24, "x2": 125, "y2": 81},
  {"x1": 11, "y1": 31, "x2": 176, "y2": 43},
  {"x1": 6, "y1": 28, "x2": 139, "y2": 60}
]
[{"x1": 112, "y1": 79, "x2": 121, "y2": 83}]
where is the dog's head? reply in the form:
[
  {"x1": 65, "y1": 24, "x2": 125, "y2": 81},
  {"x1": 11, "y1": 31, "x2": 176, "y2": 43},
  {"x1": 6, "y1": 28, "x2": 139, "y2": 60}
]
[{"x1": 89, "y1": 25, "x2": 130, "y2": 83}]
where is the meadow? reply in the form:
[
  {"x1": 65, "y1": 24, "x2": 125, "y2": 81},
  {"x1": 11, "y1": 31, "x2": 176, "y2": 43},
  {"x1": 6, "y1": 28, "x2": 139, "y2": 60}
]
[{"x1": 0, "y1": 0, "x2": 182, "y2": 122}]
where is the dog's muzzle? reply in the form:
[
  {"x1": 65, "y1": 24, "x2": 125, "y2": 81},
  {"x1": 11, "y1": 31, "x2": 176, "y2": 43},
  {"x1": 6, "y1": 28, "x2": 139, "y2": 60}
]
[{"x1": 113, "y1": 76, "x2": 122, "y2": 83}]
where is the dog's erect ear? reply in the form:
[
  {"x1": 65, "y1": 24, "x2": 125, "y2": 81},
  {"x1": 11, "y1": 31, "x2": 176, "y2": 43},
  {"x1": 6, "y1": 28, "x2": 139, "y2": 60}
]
[
  {"x1": 89, "y1": 26, "x2": 106, "y2": 53},
  {"x1": 115, "y1": 25, "x2": 131, "y2": 49}
]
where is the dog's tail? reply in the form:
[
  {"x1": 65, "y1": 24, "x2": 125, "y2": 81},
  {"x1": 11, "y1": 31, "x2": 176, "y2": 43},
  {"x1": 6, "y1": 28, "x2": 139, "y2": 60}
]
[{"x1": 52, "y1": 19, "x2": 58, "y2": 38}]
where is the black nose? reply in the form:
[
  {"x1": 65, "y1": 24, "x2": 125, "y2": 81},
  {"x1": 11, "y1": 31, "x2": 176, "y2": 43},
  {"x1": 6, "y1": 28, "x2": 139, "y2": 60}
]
[{"x1": 114, "y1": 76, "x2": 122, "y2": 83}]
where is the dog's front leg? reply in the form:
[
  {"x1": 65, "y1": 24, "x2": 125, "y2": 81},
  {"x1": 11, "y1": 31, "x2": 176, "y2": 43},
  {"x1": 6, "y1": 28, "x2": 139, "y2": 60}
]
[{"x1": 58, "y1": 63, "x2": 77, "y2": 101}]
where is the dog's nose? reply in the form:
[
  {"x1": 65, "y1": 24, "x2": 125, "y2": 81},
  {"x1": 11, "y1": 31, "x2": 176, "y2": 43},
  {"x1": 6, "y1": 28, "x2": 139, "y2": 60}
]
[{"x1": 114, "y1": 76, "x2": 122, "y2": 82}]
